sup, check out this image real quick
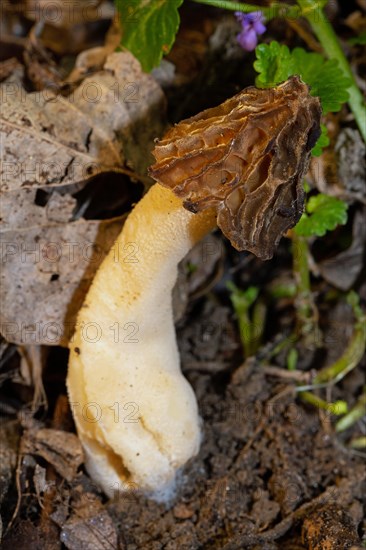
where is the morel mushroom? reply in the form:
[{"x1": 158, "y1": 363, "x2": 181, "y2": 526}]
[{"x1": 67, "y1": 76, "x2": 321, "y2": 501}]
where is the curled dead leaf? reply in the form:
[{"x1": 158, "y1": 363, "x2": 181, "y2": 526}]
[{"x1": 0, "y1": 51, "x2": 165, "y2": 346}]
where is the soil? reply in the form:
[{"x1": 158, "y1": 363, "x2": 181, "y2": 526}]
[
  {"x1": 108, "y1": 355, "x2": 365, "y2": 549},
  {"x1": 1, "y1": 282, "x2": 365, "y2": 549}
]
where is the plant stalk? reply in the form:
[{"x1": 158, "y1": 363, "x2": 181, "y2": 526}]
[
  {"x1": 299, "y1": 391, "x2": 347, "y2": 415},
  {"x1": 292, "y1": 232, "x2": 318, "y2": 343},
  {"x1": 314, "y1": 315, "x2": 366, "y2": 385},
  {"x1": 190, "y1": 0, "x2": 301, "y2": 20},
  {"x1": 296, "y1": 0, "x2": 366, "y2": 141},
  {"x1": 335, "y1": 390, "x2": 366, "y2": 432}
]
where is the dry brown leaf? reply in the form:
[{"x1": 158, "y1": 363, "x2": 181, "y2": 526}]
[
  {"x1": 32, "y1": 428, "x2": 84, "y2": 482},
  {"x1": 60, "y1": 490, "x2": 118, "y2": 550},
  {"x1": 0, "y1": 51, "x2": 165, "y2": 346},
  {"x1": 64, "y1": 16, "x2": 122, "y2": 82},
  {"x1": 317, "y1": 209, "x2": 366, "y2": 290},
  {"x1": 23, "y1": 25, "x2": 65, "y2": 92},
  {"x1": 33, "y1": 463, "x2": 55, "y2": 504},
  {"x1": 21, "y1": 421, "x2": 84, "y2": 482},
  {"x1": 335, "y1": 128, "x2": 366, "y2": 201},
  {"x1": 1, "y1": 188, "x2": 77, "y2": 228},
  {"x1": 1, "y1": 216, "x2": 123, "y2": 346},
  {"x1": 1, "y1": 51, "x2": 165, "y2": 191},
  {"x1": 309, "y1": 128, "x2": 366, "y2": 205},
  {"x1": 1, "y1": 0, "x2": 115, "y2": 56},
  {"x1": 0, "y1": 58, "x2": 23, "y2": 83},
  {"x1": 25, "y1": 0, "x2": 114, "y2": 29}
]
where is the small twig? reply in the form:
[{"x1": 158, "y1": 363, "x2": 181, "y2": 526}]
[
  {"x1": 183, "y1": 361, "x2": 231, "y2": 372},
  {"x1": 262, "y1": 364, "x2": 311, "y2": 383},
  {"x1": 4, "y1": 434, "x2": 27, "y2": 534}
]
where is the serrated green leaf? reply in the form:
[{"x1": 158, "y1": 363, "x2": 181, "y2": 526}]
[
  {"x1": 254, "y1": 42, "x2": 293, "y2": 87},
  {"x1": 312, "y1": 124, "x2": 330, "y2": 157},
  {"x1": 116, "y1": 0, "x2": 183, "y2": 72},
  {"x1": 292, "y1": 49, "x2": 350, "y2": 113},
  {"x1": 294, "y1": 194, "x2": 348, "y2": 237},
  {"x1": 254, "y1": 41, "x2": 351, "y2": 113}
]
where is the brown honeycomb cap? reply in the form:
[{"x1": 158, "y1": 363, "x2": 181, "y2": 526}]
[{"x1": 149, "y1": 76, "x2": 322, "y2": 260}]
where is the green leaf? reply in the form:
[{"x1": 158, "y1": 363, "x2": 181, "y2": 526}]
[
  {"x1": 254, "y1": 42, "x2": 293, "y2": 87},
  {"x1": 311, "y1": 124, "x2": 330, "y2": 157},
  {"x1": 254, "y1": 41, "x2": 351, "y2": 113},
  {"x1": 291, "y1": 49, "x2": 350, "y2": 113},
  {"x1": 294, "y1": 194, "x2": 348, "y2": 237},
  {"x1": 116, "y1": 0, "x2": 183, "y2": 72},
  {"x1": 227, "y1": 282, "x2": 259, "y2": 315}
]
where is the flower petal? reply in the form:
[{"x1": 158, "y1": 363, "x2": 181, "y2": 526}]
[
  {"x1": 253, "y1": 21, "x2": 266, "y2": 35},
  {"x1": 238, "y1": 28, "x2": 258, "y2": 51},
  {"x1": 247, "y1": 11, "x2": 263, "y2": 23},
  {"x1": 234, "y1": 11, "x2": 246, "y2": 24}
]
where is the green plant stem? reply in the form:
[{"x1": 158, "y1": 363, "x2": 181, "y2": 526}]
[
  {"x1": 251, "y1": 298, "x2": 266, "y2": 354},
  {"x1": 292, "y1": 233, "x2": 318, "y2": 342},
  {"x1": 299, "y1": 391, "x2": 347, "y2": 415},
  {"x1": 239, "y1": 313, "x2": 253, "y2": 358},
  {"x1": 296, "y1": 295, "x2": 365, "y2": 392},
  {"x1": 335, "y1": 391, "x2": 366, "y2": 432},
  {"x1": 227, "y1": 283, "x2": 265, "y2": 357},
  {"x1": 314, "y1": 310, "x2": 365, "y2": 385},
  {"x1": 268, "y1": 334, "x2": 298, "y2": 361},
  {"x1": 190, "y1": 0, "x2": 301, "y2": 21},
  {"x1": 296, "y1": 0, "x2": 366, "y2": 141},
  {"x1": 287, "y1": 347, "x2": 298, "y2": 371}
]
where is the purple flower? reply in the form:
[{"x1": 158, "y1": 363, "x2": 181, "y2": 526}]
[{"x1": 235, "y1": 11, "x2": 266, "y2": 52}]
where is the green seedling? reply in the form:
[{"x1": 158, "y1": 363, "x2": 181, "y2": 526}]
[
  {"x1": 299, "y1": 391, "x2": 348, "y2": 416},
  {"x1": 336, "y1": 390, "x2": 366, "y2": 433},
  {"x1": 227, "y1": 282, "x2": 265, "y2": 358}
]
